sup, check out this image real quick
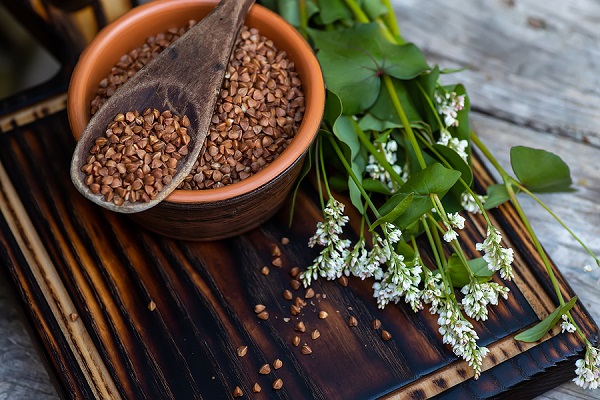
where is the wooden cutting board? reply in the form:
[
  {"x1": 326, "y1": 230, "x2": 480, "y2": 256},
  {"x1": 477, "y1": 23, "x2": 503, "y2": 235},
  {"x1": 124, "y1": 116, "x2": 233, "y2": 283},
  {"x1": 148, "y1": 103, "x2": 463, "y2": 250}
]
[{"x1": 0, "y1": 94, "x2": 597, "y2": 399}]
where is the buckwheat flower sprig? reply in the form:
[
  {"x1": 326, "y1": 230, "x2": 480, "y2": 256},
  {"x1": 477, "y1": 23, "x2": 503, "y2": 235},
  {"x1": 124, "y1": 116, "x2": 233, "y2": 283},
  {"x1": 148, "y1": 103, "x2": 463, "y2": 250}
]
[
  {"x1": 443, "y1": 212, "x2": 466, "y2": 243},
  {"x1": 476, "y1": 226, "x2": 515, "y2": 281},
  {"x1": 573, "y1": 345, "x2": 600, "y2": 390},
  {"x1": 461, "y1": 192, "x2": 487, "y2": 214},
  {"x1": 348, "y1": 234, "x2": 386, "y2": 280},
  {"x1": 302, "y1": 197, "x2": 351, "y2": 286},
  {"x1": 560, "y1": 314, "x2": 577, "y2": 333},
  {"x1": 437, "y1": 300, "x2": 490, "y2": 379},
  {"x1": 460, "y1": 281, "x2": 510, "y2": 321},
  {"x1": 365, "y1": 139, "x2": 403, "y2": 192},
  {"x1": 434, "y1": 89, "x2": 465, "y2": 128}
]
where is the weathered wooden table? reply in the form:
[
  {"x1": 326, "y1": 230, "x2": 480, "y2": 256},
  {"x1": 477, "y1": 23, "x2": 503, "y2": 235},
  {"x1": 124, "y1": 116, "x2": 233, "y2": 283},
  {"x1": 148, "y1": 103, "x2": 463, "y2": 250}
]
[{"x1": 1, "y1": 0, "x2": 599, "y2": 399}]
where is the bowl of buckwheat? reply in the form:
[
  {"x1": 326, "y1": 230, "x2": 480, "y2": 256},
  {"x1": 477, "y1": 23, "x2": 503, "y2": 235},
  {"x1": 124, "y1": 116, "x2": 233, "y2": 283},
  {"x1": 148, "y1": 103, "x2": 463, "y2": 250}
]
[{"x1": 68, "y1": 0, "x2": 325, "y2": 240}]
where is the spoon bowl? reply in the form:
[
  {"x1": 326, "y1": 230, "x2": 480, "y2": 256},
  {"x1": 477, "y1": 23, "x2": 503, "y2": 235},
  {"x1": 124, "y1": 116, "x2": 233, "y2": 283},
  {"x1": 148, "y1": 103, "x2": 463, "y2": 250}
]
[{"x1": 70, "y1": 0, "x2": 254, "y2": 213}]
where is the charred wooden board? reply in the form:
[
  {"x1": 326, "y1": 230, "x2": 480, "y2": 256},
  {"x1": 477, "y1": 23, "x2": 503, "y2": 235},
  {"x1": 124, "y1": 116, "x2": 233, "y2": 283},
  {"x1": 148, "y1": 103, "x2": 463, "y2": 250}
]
[{"x1": 0, "y1": 102, "x2": 597, "y2": 399}]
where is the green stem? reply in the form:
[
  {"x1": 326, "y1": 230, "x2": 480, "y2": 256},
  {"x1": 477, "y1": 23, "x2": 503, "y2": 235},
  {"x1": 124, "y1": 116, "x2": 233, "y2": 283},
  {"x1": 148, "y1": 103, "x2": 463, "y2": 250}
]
[
  {"x1": 516, "y1": 183, "x2": 600, "y2": 266},
  {"x1": 470, "y1": 131, "x2": 511, "y2": 181},
  {"x1": 415, "y1": 132, "x2": 492, "y2": 225},
  {"x1": 381, "y1": 0, "x2": 403, "y2": 42},
  {"x1": 375, "y1": 19, "x2": 398, "y2": 43},
  {"x1": 471, "y1": 131, "x2": 565, "y2": 303},
  {"x1": 356, "y1": 127, "x2": 405, "y2": 185},
  {"x1": 343, "y1": 0, "x2": 369, "y2": 23},
  {"x1": 315, "y1": 138, "x2": 325, "y2": 210},
  {"x1": 505, "y1": 181, "x2": 565, "y2": 304},
  {"x1": 328, "y1": 135, "x2": 381, "y2": 218},
  {"x1": 298, "y1": 0, "x2": 308, "y2": 39},
  {"x1": 383, "y1": 74, "x2": 427, "y2": 169},
  {"x1": 422, "y1": 216, "x2": 445, "y2": 272},
  {"x1": 319, "y1": 135, "x2": 332, "y2": 198}
]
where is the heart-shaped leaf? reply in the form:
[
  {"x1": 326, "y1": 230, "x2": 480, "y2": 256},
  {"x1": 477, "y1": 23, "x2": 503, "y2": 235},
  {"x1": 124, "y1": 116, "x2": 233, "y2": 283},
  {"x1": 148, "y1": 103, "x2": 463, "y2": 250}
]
[{"x1": 510, "y1": 146, "x2": 574, "y2": 193}]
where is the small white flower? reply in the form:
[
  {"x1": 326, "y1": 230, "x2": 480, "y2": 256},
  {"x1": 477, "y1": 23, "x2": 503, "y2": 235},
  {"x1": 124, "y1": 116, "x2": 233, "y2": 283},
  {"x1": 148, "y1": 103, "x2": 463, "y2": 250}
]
[
  {"x1": 435, "y1": 90, "x2": 465, "y2": 128},
  {"x1": 584, "y1": 264, "x2": 593, "y2": 272},
  {"x1": 437, "y1": 130, "x2": 469, "y2": 161},
  {"x1": 560, "y1": 314, "x2": 577, "y2": 333},
  {"x1": 301, "y1": 198, "x2": 351, "y2": 286},
  {"x1": 365, "y1": 139, "x2": 402, "y2": 192},
  {"x1": 476, "y1": 226, "x2": 514, "y2": 281},
  {"x1": 443, "y1": 212, "x2": 465, "y2": 242},
  {"x1": 573, "y1": 345, "x2": 600, "y2": 389},
  {"x1": 421, "y1": 268, "x2": 445, "y2": 314},
  {"x1": 384, "y1": 222, "x2": 402, "y2": 244},
  {"x1": 372, "y1": 241, "x2": 422, "y2": 312},
  {"x1": 443, "y1": 229, "x2": 458, "y2": 243},
  {"x1": 461, "y1": 191, "x2": 487, "y2": 214},
  {"x1": 436, "y1": 301, "x2": 489, "y2": 379},
  {"x1": 447, "y1": 212, "x2": 466, "y2": 230},
  {"x1": 460, "y1": 281, "x2": 510, "y2": 321}
]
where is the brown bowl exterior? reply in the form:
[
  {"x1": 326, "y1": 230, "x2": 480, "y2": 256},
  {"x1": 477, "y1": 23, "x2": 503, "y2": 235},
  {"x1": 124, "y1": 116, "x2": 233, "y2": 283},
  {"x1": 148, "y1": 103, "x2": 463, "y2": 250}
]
[{"x1": 68, "y1": 0, "x2": 324, "y2": 240}]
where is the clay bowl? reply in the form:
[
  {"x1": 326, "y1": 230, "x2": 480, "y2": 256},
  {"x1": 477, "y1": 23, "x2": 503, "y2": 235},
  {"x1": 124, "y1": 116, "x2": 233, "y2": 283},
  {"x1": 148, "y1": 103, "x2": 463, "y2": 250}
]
[{"x1": 68, "y1": 0, "x2": 324, "y2": 240}]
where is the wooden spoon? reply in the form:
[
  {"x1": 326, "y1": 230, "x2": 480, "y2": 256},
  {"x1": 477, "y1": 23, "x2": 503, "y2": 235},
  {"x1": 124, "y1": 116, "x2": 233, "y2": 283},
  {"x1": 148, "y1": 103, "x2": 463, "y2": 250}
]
[{"x1": 70, "y1": 0, "x2": 255, "y2": 213}]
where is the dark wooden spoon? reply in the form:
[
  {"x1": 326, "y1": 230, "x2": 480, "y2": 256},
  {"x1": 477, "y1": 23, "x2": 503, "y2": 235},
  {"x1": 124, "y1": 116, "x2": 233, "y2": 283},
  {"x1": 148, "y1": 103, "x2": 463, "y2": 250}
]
[{"x1": 70, "y1": 0, "x2": 255, "y2": 213}]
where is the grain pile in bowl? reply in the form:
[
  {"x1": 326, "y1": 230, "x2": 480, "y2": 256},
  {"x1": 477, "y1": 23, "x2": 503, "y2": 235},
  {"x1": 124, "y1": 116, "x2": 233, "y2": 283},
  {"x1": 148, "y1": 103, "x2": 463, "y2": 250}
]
[{"x1": 91, "y1": 22, "x2": 305, "y2": 190}]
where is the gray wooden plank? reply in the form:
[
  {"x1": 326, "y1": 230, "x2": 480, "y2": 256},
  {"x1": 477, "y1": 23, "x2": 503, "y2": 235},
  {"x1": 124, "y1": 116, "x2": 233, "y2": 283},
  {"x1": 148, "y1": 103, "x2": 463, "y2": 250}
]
[{"x1": 392, "y1": 0, "x2": 600, "y2": 147}]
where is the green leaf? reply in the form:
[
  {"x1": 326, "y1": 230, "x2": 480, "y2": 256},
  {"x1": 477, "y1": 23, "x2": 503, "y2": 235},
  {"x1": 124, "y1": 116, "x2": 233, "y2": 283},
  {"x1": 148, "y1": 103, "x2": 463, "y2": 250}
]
[
  {"x1": 370, "y1": 76, "x2": 423, "y2": 124},
  {"x1": 362, "y1": 178, "x2": 393, "y2": 195},
  {"x1": 359, "y1": 0, "x2": 388, "y2": 21},
  {"x1": 510, "y1": 146, "x2": 574, "y2": 193},
  {"x1": 446, "y1": 254, "x2": 470, "y2": 287},
  {"x1": 289, "y1": 143, "x2": 313, "y2": 226},
  {"x1": 323, "y1": 90, "x2": 343, "y2": 127},
  {"x1": 278, "y1": 0, "x2": 319, "y2": 26},
  {"x1": 318, "y1": 0, "x2": 351, "y2": 24},
  {"x1": 447, "y1": 256, "x2": 496, "y2": 287},
  {"x1": 371, "y1": 192, "x2": 413, "y2": 230},
  {"x1": 514, "y1": 296, "x2": 578, "y2": 342},
  {"x1": 332, "y1": 116, "x2": 361, "y2": 160},
  {"x1": 358, "y1": 113, "x2": 402, "y2": 132},
  {"x1": 484, "y1": 184, "x2": 511, "y2": 209},
  {"x1": 380, "y1": 163, "x2": 461, "y2": 229},
  {"x1": 332, "y1": 117, "x2": 365, "y2": 213},
  {"x1": 309, "y1": 24, "x2": 429, "y2": 115},
  {"x1": 432, "y1": 144, "x2": 473, "y2": 186},
  {"x1": 467, "y1": 257, "x2": 496, "y2": 282}
]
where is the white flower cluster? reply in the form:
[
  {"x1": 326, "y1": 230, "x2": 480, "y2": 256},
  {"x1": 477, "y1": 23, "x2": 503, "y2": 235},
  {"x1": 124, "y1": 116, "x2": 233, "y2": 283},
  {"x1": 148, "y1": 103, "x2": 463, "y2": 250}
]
[
  {"x1": 560, "y1": 314, "x2": 576, "y2": 333},
  {"x1": 437, "y1": 301, "x2": 490, "y2": 379},
  {"x1": 365, "y1": 139, "x2": 403, "y2": 191},
  {"x1": 461, "y1": 191, "x2": 487, "y2": 214},
  {"x1": 302, "y1": 198, "x2": 351, "y2": 286},
  {"x1": 476, "y1": 226, "x2": 515, "y2": 281},
  {"x1": 443, "y1": 212, "x2": 466, "y2": 242},
  {"x1": 460, "y1": 281, "x2": 510, "y2": 321},
  {"x1": 573, "y1": 345, "x2": 600, "y2": 389},
  {"x1": 371, "y1": 223, "x2": 423, "y2": 312},
  {"x1": 435, "y1": 90, "x2": 465, "y2": 128},
  {"x1": 437, "y1": 130, "x2": 469, "y2": 162}
]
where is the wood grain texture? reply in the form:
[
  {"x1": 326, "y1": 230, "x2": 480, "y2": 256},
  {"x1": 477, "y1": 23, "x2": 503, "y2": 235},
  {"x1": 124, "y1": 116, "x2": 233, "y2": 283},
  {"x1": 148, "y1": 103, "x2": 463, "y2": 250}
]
[{"x1": 0, "y1": 107, "x2": 596, "y2": 399}]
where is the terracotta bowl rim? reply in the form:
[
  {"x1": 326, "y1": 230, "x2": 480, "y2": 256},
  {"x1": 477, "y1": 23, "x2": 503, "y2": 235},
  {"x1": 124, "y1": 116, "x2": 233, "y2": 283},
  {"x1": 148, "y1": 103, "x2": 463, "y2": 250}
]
[{"x1": 67, "y1": 0, "x2": 324, "y2": 204}]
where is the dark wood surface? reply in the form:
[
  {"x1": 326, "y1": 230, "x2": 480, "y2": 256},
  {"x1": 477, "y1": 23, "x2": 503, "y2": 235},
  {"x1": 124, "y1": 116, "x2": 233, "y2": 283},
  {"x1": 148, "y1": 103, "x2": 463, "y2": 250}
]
[
  {"x1": 1, "y1": 0, "x2": 600, "y2": 399},
  {"x1": 0, "y1": 103, "x2": 597, "y2": 399}
]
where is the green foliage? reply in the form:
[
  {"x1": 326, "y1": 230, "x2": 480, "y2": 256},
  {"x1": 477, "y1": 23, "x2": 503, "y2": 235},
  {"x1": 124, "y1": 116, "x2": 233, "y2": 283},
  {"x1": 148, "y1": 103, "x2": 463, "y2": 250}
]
[
  {"x1": 308, "y1": 24, "x2": 429, "y2": 116},
  {"x1": 379, "y1": 163, "x2": 461, "y2": 229},
  {"x1": 510, "y1": 146, "x2": 574, "y2": 193},
  {"x1": 447, "y1": 256, "x2": 495, "y2": 287},
  {"x1": 514, "y1": 297, "x2": 578, "y2": 342},
  {"x1": 484, "y1": 183, "x2": 512, "y2": 210}
]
